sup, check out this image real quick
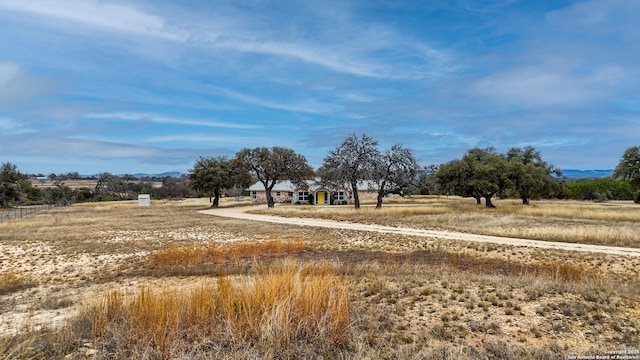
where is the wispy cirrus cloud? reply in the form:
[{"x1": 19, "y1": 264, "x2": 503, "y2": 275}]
[
  {"x1": 0, "y1": 0, "x2": 188, "y2": 41},
  {"x1": 0, "y1": 116, "x2": 32, "y2": 134},
  {"x1": 85, "y1": 112, "x2": 262, "y2": 129},
  {"x1": 2, "y1": 0, "x2": 638, "y2": 174},
  {"x1": 207, "y1": 85, "x2": 341, "y2": 115},
  {"x1": 209, "y1": 37, "x2": 383, "y2": 78},
  {"x1": 513, "y1": 137, "x2": 590, "y2": 149},
  {"x1": 1, "y1": 133, "x2": 160, "y2": 158},
  {"x1": 546, "y1": 0, "x2": 640, "y2": 39},
  {"x1": 0, "y1": 0, "x2": 456, "y2": 81},
  {"x1": 469, "y1": 65, "x2": 625, "y2": 107},
  {"x1": 468, "y1": 0, "x2": 639, "y2": 109},
  {"x1": 145, "y1": 134, "x2": 269, "y2": 145},
  {"x1": 202, "y1": 34, "x2": 445, "y2": 80}
]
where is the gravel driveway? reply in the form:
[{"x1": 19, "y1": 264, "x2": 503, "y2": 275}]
[{"x1": 200, "y1": 205, "x2": 640, "y2": 257}]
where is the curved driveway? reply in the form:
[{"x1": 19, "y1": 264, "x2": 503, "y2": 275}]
[{"x1": 199, "y1": 205, "x2": 640, "y2": 257}]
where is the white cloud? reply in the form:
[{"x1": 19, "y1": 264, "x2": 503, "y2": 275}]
[
  {"x1": 469, "y1": 66, "x2": 624, "y2": 107},
  {"x1": 0, "y1": 62, "x2": 22, "y2": 85},
  {"x1": 463, "y1": 0, "x2": 638, "y2": 111},
  {"x1": 85, "y1": 112, "x2": 262, "y2": 129},
  {"x1": 0, "y1": 0, "x2": 188, "y2": 40},
  {"x1": 207, "y1": 36, "x2": 385, "y2": 78},
  {"x1": 343, "y1": 93, "x2": 378, "y2": 103},
  {"x1": 0, "y1": 62, "x2": 25, "y2": 103},
  {"x1": 513, "y1": 137, "x2": 589, "y2": 149},
  {"x1": 208, "y1": 85, "x2": 341, "y2": 114},
  {"x1": 547, "y1": 0, "x2": 640, "y2": 36},
  {"x1": 180, "y1": 2, "x2": 456, "y2": 80},
  {"x1": 0, "y1": 1, "x2": 455, "y2": 80},
  {"x1": 146, "y1": 134, "x2": 268, "y2": 145},
  {"x1": 0, "y1": 116, "x2": 31, "y2": 134},
  {"x1": 1, "y1": 134, "x2": 162, "y2": 158},
  {"x1": 216, "y1": 34, "x2": 455, "y2": 80},
  {"x1": 0, "y1": 61, "x2": 65, "y2": 105}
]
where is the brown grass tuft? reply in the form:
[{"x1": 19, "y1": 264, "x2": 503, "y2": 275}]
[
  {"x1": 87, "y1": 260, "x2": 351, "y2": 357},
  {"x1": 0, "y1": 271, "x2": 36, "y2": 296}
]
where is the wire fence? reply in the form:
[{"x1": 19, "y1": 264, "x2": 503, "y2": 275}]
[{"x1": 0, "y1": 204, "x2": 55, "y2": 223}]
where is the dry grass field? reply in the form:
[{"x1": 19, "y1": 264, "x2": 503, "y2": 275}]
[
  {"x1": 0, "y1": 197, "x2": 639, "y2": 359},
  {"x1": 251, "y1": 196, "x2": 640, "y2": 248},
  {"x1": 29, "y1": 179, "x2": 163, "y2": 190}
]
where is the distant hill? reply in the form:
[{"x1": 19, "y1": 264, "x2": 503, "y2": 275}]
[
  {"x1": 74, "y1": 172, "x2": 184, "y2": 179},
  {"x1": 67, "y1": 170, "x2": 615, "y2": 180},
  {"x1": 560, "y1": 169, "x2": 613, "y2": 179},
  {"x1": 131, "y1": 172, "x2": 184, "y2": 178}
]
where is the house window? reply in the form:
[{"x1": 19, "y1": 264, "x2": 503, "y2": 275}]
[
  {"x1": 297, "y1": 191, "x2": 309, "y2": 202},
  {"x1": 332, "y1": 191, "x2": 347, "y2": 202},
  {"x1": 276, "y1": 191, "x2": 281, "y2": 198},
  {"x1": 251, "y1": 191, "x2": 257, "y2": 200}
]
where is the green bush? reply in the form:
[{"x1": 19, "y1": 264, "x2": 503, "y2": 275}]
[
  {"x1": 634, "y1": 189, "x2": 640, "y2": 204},
  {"x1": 565, "y1": 178, "x2": 634, "y2": 201}
]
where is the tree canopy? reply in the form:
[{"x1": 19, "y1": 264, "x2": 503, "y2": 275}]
[
  {"x1": 414, "y1": 164, "x2": 440, "y2": 195},
  {"x1": 437, "y1": 158, "x2": 481, "y2": 204},
  {"x1": 506, "y1": 146, "x2": 562, "y2": 204},
  {"x1": 372, "y1": 144, "x2": 419, "y2": 208},
  {"x1": 0, "y1": 162, "x2": 40, "y2": 208},
  {"x1": 318, "y1": 134, "x2": 380, "y2": 209},
  {"x1": 236, "y1": 147, "x2": 314, "y2": 208},
  {"x1": 613, "y1": 146, "x2": 640, "y2": 190},
  {"x1": 437, "y1": 147, "x2": 510, "y2": 208},
  {"x1": 188, "y1": 156, "x2": 251, "y2": 208},
  {"x1": 438, "y1": 146, "x2": 565, "y2": 207}
]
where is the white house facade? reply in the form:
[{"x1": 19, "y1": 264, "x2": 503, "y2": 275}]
[{"x1": 247, "y1": 179, "x2": 394, "y2": 205}]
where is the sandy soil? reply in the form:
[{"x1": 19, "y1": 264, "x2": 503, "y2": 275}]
[
  {"x1": 200, "y1": 205, "x2": 640, "y2": 257},
  {"x1": 2, "y1": 200, "x2": 639, "y2": 357}
]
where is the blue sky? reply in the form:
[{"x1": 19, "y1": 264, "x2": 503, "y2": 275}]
[{"x1": 1, "y1": 0, "x2": 638, "y2": 175}]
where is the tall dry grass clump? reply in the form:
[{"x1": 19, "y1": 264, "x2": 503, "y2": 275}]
[
  {"x1": 0, "y1": 271, "x2": 36, "y2": 295},
  {"x1": 87, "y1": 259, "x2": 351, "y2": 358}
]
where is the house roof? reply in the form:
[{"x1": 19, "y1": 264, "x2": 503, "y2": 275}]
[
  {"x1": 248, "y1": 180, "x2": 299, "y2": 192},
  {"x1": 248, "y1": 179, "x2": 378, "y2": 192}
]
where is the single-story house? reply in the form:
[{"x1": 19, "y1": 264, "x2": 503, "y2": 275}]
[
  {"x1": 247, "y1": 179, "x2": 396, "y2": 205},
  {"x1": 247, "y1": 180, "x2": 297, "y2": 204}
]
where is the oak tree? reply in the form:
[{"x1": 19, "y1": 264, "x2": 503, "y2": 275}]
[
  {"x1": 437, "y1": 148, "x2": 509, "y2": 208},
  {"x1": 0, "y1": 162, "x2": 29, "y2": 208},
  {"x1": 236, "y1": 147, "x2": 314, "y2": 208},
  {"x1": 318, "y1": 134, "x2": 380, "y2": 209},
  {"x1": 506, "y1": 146, "x2": 562, "y2": 205},
  {"x1": 188, "y1": 156, "x2": 251, "y2": 208},
  {"x1": 437, "y1": 159, "x2": 477, "y2": 204},
  {"x1": 372, "y1": 144, "x2": 419, "y2": 208},
  {"x1": 613, "y1": 146, "x2": 640, "y2": 190}
]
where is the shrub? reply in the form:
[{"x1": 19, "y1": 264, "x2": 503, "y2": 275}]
[
  {"x1": 634, "y1": 189, "x2": 640, "y2": 204},
  {"x1": 565, "y1": 178, "x2": 634, "y2": 201}
]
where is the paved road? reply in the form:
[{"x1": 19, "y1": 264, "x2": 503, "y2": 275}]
[{"x1": 199, "y1": 205, "x2": 640, "y2": 257}]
